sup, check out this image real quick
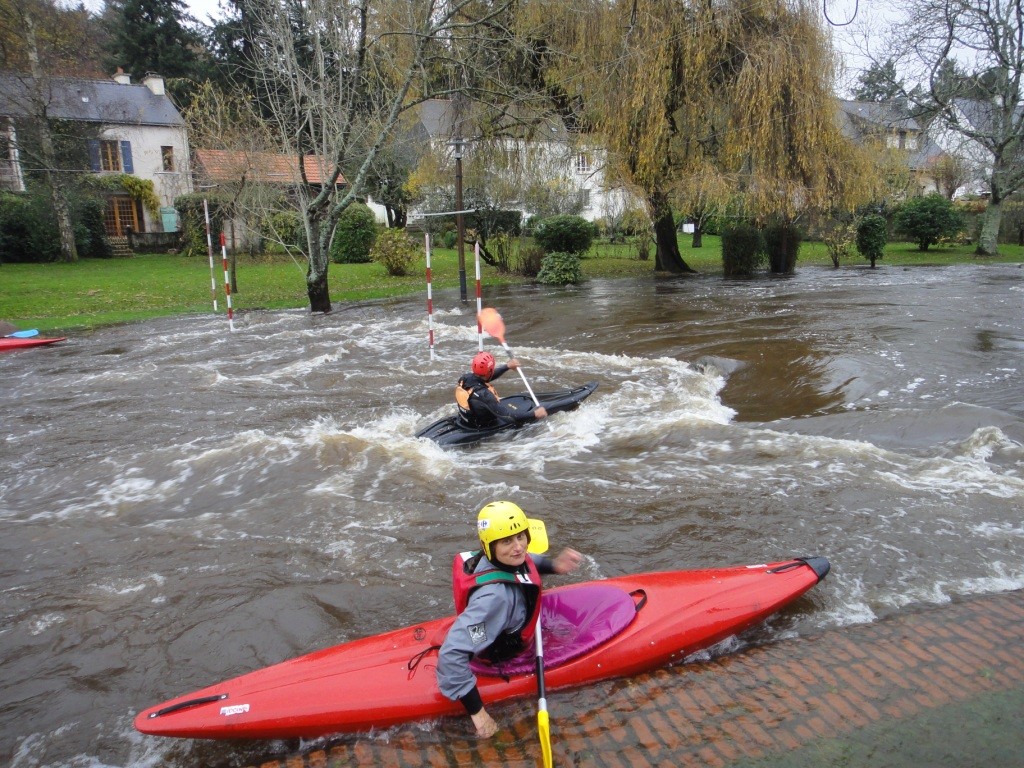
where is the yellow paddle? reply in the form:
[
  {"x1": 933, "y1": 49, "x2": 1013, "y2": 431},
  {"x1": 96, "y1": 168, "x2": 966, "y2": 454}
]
[
  {"x1": 526, "y1": 518, "x2": 553, "y2": 768},
  {"x1": 535, "y1": 617, "x2": 553, "y2": 768}
]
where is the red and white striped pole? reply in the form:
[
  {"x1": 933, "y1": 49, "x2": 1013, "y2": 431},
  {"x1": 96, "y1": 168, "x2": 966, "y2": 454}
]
[
  {"x1": 220, "y1": 232, "x2": 235, "y2": 332},
  {"x1": 474, "y1": 241, "x2": 483, "y2": 351},
  {"x1": 203, "y1": 199, "x2": 218, "y2": 312},
  {"x1": 425, "y1": 232, "x2": 436, "y2": 362}
]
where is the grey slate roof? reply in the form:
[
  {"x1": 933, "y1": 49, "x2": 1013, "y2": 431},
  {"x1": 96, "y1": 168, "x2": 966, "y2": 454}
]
[
  {"x1": 838, "y1": 98, "x2": 944, "y2": 170},
  {"x1": 0, "y1": 73, "x2": 183, "y2": 127}
]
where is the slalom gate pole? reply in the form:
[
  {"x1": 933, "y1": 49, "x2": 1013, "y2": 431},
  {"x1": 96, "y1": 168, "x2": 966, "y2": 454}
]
[
  {"x1": 425, "y1": 233, "x2": 436, "y2": 362},
  {"x1": 203, "y1": 199, "x2": 218, "y2": 312},
  {"x1": 219, "y1": 232, "x2": 235, "y2": 332},
  {"x1": 474, "y1": 241, "x2": 483, "y2": 351}
]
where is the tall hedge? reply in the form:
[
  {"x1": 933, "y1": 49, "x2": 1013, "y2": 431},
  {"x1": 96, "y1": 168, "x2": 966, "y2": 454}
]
[
  {"x1": 856, "y1": 214, "x2": 888, "y2": 268},
  {"x1": 0, "y1": 189, "x2": 111, "y2": 262},
  {"x1": 763, "y1": 223, "x2": 802, "y2": 274},
  {"x1": 721, "y1": 224, "x2": 764, "y2": 276}
]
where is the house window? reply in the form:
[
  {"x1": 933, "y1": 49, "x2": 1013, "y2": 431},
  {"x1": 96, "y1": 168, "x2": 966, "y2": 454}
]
[
  {"x1": 161, "y1": 146, "x2": 175, "y2": 172},
  {"x1": 575, "y1": 153, "x2": 592, "y2": 174},
  {"x1": 103, "y1": 196, "x2": 141, "y2": 236},
  {"x1": 99, "y1": 140, "x2": 122, "y2": 171}
]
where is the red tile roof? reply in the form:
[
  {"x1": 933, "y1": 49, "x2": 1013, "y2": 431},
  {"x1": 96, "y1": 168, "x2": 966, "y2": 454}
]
[{"x1": 194, "y1": 149, "x2": 346, "y2": 187}]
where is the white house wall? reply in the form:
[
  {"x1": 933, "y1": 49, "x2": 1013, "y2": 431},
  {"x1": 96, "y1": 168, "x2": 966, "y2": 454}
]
[{"x1": 99, "y1": 123, "x2": 192, "y2": 231}]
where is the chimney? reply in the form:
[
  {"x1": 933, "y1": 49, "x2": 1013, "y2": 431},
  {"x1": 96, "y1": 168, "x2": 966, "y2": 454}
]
[
  {"x1": 142, "y1": 72, "x2": 165, "y2": 96},
  {"x1": 112, "y1": 67, "x2": 131, "y2": 85}
]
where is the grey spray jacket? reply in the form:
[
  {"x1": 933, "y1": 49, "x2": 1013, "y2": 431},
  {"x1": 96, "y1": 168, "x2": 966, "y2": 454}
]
[{"x1": 436, "y1": 552, "x2": 555, "y2": 706}]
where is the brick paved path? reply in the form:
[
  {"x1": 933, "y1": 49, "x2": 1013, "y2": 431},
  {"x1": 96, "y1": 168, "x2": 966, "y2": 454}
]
[{"x1": 243, "y1": 590, "x2": 1024, "y2": 768}]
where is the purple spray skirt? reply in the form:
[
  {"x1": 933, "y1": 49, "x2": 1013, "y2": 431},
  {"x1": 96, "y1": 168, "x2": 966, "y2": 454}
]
[{"x1": 471, "y1": 584, "x2": 638, "y2": 676}]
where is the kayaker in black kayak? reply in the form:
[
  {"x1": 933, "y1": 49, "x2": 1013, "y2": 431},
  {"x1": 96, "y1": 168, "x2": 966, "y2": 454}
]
[
  {"x1": 437, "y1": 501, "x2": 582, "y2": 738},
  {"x1": 455, "y1": 351, "x2": 547, "y2": 428}
]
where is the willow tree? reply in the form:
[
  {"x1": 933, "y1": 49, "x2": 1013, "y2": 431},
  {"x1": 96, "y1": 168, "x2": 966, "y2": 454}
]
[{"x1": 523, "y1": 0, "x2": 874, "y2": 272}]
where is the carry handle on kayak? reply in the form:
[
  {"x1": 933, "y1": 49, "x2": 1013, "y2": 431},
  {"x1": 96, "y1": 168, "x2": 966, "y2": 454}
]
[
  {"x1": 148, "y1": 693, "x2": 228, "y2": 718},
  {"x1": 630, "y1": 589, "x2": 648, "y2": 613}
]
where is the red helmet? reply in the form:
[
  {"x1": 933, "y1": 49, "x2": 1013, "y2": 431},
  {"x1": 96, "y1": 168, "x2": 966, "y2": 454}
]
[{"x1": 472, "y1": 351, "x2": 496, "y2": 378}]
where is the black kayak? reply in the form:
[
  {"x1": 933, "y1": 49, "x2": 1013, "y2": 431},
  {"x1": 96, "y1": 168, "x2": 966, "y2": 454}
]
[{"x1": 415, "y1": 382, "x2": 599, "y2": 447}]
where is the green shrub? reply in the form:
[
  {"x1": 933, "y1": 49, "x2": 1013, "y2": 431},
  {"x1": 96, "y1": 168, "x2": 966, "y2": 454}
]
[
  {"x1": 721, "y1": 224, "x2": 764, "y2": 276},
  {"x1": 536, "y1": 251, "x2": 582, "y2": 285},
  {"x1": 264, "y1": 211, "x2": 304, "y2": 251},
  {"x1": 442, "y1": 230, "x2": 457, "y2": 248},
  {"x1": 72, "y1": 195, "x2": 112, "y2": 258},
  {"x1": 533, "y1": 214, "x2": 595, "y2": 254},
  {"x1": 856, "y1": 214, "x2": 888, "y2": 267},
  {"x1": 468, "y1": 208, "x2": 522, "y2": 238},
  {"x1": 893, "y1": 193, "x2": 967, "y2": 251},
  {"x1": 763, "y1": 223, "x2": 802, "y2": 274},
  {"x1": 0, "y1": 192, "x2": 60, "y2": 263},
  {"x1": 331, "y1": 203, "x2": 378, "y2": 263},
  {"x1": 370, "y1": 228, "x2": 419, "y2": 276}
]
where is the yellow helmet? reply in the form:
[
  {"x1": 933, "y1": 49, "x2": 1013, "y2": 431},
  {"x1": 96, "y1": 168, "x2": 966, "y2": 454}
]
[{"x1": 477, "y1": 501, "x2": 548, "y2": 560}]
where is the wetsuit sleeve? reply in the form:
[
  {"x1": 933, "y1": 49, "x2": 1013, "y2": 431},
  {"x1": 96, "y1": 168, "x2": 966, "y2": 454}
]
[
  {"x1": 437, "y1": 584, "x2": 518, "y2": 707},
  {"x1": 532, "y1": 555, "x2": 555, "y2": 575},
  {"x1": 472, "y1": 386, "x2": 538, "y2": 425},
  {"x1": 490, "y1": 364, "x2": 511, "y2": 381}
]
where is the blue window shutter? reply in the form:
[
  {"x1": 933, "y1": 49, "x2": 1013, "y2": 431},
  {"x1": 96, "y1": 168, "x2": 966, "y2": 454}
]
[
  {"x1": 88, "y1": 140, "x2": 101, "y2": 171},
  {"x1": 120, "y1": 141, "x2": 134, "y2": 173}
]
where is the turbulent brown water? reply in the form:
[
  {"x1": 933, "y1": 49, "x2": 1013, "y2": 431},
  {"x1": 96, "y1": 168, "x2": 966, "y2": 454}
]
[{"x1": 2, "y1": 263, "x2": 1022, "y2": 767}]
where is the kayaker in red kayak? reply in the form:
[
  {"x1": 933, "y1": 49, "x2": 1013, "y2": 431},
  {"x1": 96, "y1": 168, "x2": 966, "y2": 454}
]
[
  {"x1": 455, "y1": 351, "x2": 548, "y2": 428},
  {"x1": 437, "y1": 501, "x2": 582, "y2": 737}
]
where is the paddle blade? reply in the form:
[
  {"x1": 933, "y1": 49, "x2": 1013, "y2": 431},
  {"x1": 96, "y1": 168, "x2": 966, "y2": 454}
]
[
  {"x1": 478, "y1": 307, "x2": 506, "y2": 344},
  {"x1": 537, "y1": 709, "x2": 553, "y2": 768},
  {"x1": 527, "y1": 519, "x2": 549, "y2": 554},
  {"x1": 9, "y1": 330, "x2": 39, "y2": 338}
]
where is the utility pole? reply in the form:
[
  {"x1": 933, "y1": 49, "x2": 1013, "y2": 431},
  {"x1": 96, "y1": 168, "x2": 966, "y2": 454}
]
[{"x1": 453, "y1": 139, "x2": 467, "y2": 302}]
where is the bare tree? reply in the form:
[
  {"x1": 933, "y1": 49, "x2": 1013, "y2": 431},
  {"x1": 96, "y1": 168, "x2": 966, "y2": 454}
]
[
  {"x1": 889, "y1": 0, "x2": 1024, "y2": 255},
  {"x1": 0, "y1": 0, "x2": 95, "y2": 261},
  {"x1": 235, "y1": 0, "x2": 519, "y2": 312}
]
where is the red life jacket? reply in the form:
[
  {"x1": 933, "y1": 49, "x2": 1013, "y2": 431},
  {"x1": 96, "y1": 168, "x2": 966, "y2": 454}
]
[{"x1": 451, "y1": 550, "x2": 542, "y2": 657}]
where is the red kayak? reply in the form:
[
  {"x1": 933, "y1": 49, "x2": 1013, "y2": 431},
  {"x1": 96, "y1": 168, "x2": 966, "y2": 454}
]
[
  {"x1": 135, "y1": 557, "x2": 829, "y2": 740},
  {"x1": 0, "y1": 336, "x2": 65, "y2": 351}
]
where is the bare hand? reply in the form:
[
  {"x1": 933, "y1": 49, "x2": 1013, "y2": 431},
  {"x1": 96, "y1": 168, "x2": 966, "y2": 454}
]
[
  {"x1": 534, "y1": 406, "x2": 548, "y2": 419},
  {"x1": 553, "y1": 547, "x2": 583, "y2": 574},
  {"x1": 471, "y1": 708, "x2": 499, "y2": 738},
  {"x1": 507, "y1": 359, "x2": 520, "y2": 369}
]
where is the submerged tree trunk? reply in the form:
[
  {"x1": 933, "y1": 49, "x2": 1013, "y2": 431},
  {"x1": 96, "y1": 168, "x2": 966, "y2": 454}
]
[
  {"x1": 306, "y1": 212, "x2": 332, "y2": 313},
  {"x1": 650, "y1": 191, "x2": 696, "y2": 273}
]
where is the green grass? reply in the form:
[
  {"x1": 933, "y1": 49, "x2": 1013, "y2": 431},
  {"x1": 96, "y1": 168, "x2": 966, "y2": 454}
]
[{"x1": 2, "y1": 235, "x2": 1021, "y2": 334}]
